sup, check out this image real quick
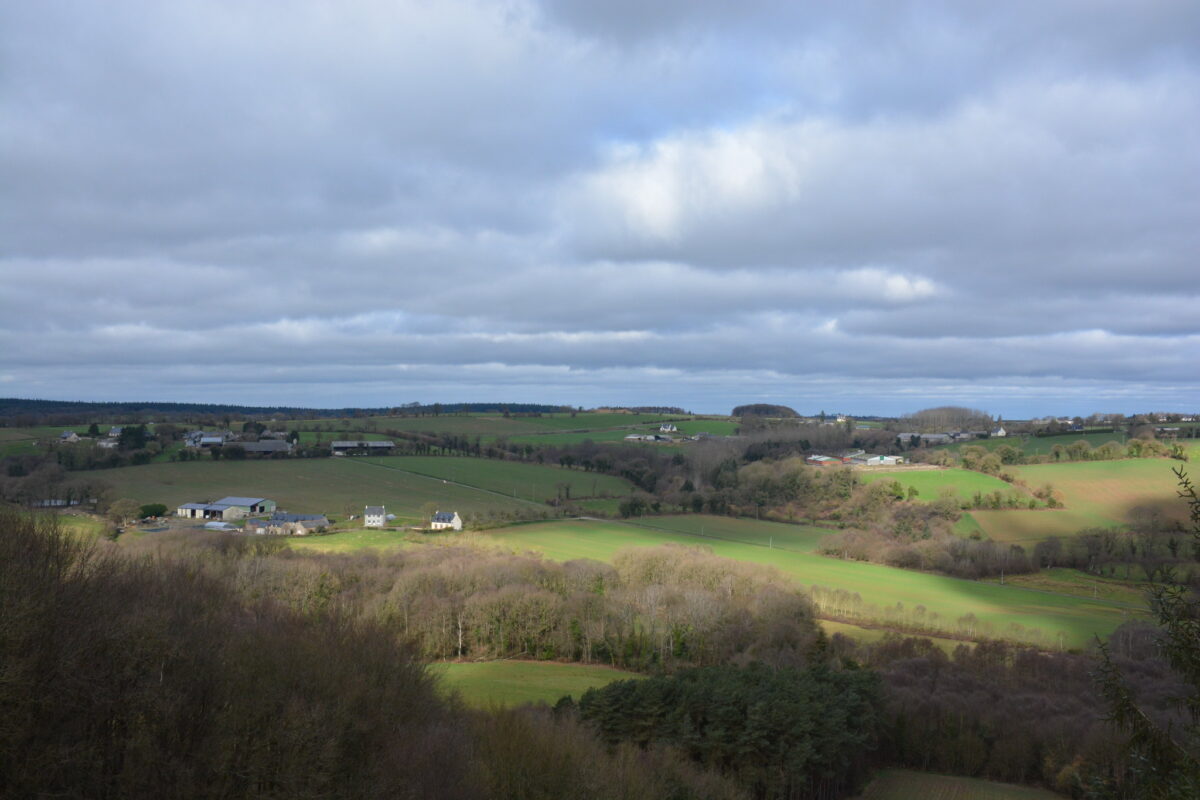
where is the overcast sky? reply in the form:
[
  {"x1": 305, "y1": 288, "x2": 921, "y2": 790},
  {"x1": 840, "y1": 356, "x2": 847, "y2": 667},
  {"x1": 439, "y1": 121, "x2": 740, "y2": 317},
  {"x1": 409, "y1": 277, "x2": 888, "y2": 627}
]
[{"x1": 2, "y1": 1, "x2": 1198, "y2": 416}]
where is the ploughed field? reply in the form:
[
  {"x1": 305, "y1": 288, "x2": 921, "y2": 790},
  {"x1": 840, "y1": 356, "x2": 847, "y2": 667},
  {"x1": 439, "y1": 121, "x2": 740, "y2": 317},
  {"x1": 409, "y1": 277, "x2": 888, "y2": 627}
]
[{"x1": 430, "y1": 661, "x2": 639, "y2": 707}]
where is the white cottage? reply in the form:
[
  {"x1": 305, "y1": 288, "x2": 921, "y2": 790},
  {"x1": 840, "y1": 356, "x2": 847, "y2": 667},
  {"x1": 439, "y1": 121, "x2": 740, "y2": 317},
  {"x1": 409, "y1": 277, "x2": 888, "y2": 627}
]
[
  {"x1": 364, "y1": 506, "x2": 387, "y2": 528},
  {"x1": 430, "y1": 511, "x2": 462, "y2": 531}
]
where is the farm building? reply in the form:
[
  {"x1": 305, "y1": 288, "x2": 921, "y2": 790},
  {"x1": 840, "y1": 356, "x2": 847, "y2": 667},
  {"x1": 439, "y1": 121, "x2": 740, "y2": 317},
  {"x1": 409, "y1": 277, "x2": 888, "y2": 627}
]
[
  {"x1": 991, "y1": 426, "x2": 1007, "y2": 437},
  {"x1": 659, "y1": 423, "x2": 678, "y2": 433},
  {"x1": 430, "y1": 511, "x2": 463, "y2": 531},
  {"x1": 851, "y1": 454, "x2": 905, "y2": 466},
  {"x1": 185, "y1": 430, "x2": 234, "y2": 448},
  {"x1": 624, "y1": 434, "x2": 655, "y2": 441},
  {"x1": 331, "y1": 440, "x2": 396, "y2": 455},
  {"x1": 108, "y1": 426, "x2": 123, "y2": 438},
  {"x1": 805, "y1": 455, "x2": 839, "y2": 466},
  {"x1": 245, "y1": 512, "x2": 328, "y2": 535},
  {"x1": 363, "y1": 506, "x2": 387, "y2": 528},
  {"x1": 239, "y1": 440, "x2": 293, "y2": 455},
  {"x1": 176, "y1": 496, "x2": 277, "y2": 521},
  {"x1": 58, "y1": 431, "x2": 80, "y2": 443}
]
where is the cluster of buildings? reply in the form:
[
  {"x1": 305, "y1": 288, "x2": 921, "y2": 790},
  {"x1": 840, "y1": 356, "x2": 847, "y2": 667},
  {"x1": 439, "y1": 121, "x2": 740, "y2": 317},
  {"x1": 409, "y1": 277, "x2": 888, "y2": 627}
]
[
  {"x1": 174, "y1": 495, "x2": 461, "y2": 533},
  {"x1": 895, "y1": 426, "x2": 1007, "y2": 446},
  {"x1": 806, "y1": 450, "x2": 905, "y2": 467},
  {"x1": 185, "y1": 430, "x2": 295, "y2": 455},
  {"x1": 56, "y1": 427, "x2": 123, "y2": 449}
]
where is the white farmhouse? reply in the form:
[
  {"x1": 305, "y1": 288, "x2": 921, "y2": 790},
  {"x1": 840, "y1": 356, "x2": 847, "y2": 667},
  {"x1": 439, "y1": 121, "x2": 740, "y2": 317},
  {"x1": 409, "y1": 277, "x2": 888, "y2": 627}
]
[
  {"x1": 430, "y1": 511, "x2": 462, "y2": 531},
  {"x1": 363, "y1": 506, "x2": 387, "y2": 528}
]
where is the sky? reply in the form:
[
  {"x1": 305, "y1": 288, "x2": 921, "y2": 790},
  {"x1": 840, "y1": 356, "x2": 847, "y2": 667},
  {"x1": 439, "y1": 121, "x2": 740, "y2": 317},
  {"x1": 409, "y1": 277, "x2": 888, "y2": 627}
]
[{"x1": 2, "y1": 1, "x2": 1198, "y2": 417}]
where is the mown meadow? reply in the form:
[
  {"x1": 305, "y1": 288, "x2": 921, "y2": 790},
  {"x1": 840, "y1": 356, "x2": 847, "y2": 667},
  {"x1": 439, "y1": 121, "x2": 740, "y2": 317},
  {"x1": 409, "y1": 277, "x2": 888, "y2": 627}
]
[{"x1": 431, "y1": 661, "x2": 640, "y2": 707}]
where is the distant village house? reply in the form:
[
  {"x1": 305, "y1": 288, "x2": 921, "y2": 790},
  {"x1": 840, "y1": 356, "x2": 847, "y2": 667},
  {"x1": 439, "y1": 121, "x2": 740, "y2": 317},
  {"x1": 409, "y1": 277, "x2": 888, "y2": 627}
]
[
  {"x1": 430, "y1": 511, "x2": 462, "y2": 531},
  {"x1": 363, "y1": 506, "x2": 387, "y2": 528}
]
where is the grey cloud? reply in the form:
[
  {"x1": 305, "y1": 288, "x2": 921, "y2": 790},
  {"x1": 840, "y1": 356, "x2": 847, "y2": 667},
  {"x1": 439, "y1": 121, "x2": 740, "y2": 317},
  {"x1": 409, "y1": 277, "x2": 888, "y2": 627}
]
[{"x1": 1, "y1": 1, "x2": 1198, "y2": 414}]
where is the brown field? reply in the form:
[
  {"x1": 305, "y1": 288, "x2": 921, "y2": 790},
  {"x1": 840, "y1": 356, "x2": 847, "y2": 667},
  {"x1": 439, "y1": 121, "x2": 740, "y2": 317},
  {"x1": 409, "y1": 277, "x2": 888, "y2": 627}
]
[{"x1": 974, "y1": 458, "x2": 1188, "y2": 544}]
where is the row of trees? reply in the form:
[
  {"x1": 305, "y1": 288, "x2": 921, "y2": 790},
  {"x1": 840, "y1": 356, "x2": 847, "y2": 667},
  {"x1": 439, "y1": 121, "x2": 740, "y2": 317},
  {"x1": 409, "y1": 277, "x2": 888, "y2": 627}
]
[
  {"x1": 0, "y1": 509, "x2": 754, "y2": 800},
  {"x1": 121, "y1": 534, "x2": 823, "y2": 672}
]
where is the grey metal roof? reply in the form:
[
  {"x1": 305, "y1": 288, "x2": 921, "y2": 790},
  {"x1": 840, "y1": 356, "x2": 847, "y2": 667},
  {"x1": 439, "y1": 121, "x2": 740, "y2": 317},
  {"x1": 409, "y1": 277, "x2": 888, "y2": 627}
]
[
  {"x1": 271, "y1": 512, "x2": 327, "y2": 523},
  {"x1": 180, "y1": 503, "x2": 233, "y2": 512},
  {"x1": 214, "y1": 496, "x2": 267, "y2": 507},
  {"x1": 241, "y1": 440, "x2": 290, "y2": 451},
  {"x1": 364, "y1": 506, "x2": 385, "y2": 515}
]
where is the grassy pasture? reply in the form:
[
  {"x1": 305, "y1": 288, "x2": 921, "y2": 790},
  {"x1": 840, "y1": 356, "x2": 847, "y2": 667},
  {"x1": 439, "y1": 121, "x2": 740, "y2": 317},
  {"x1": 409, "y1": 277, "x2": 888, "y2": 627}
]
[
  {"x1": 936, "y1": 431, "x2": 1127, "y2": 457},
  {"x1": 628, "y1": 514, "x2": 831, "y2": 553},
  {"x1": 481, "y1": 519, "x2": 1137, "y2": 648},
  {"x1": 89, "y1": 458, "x2": 537, "y2": 523},
  {"x1": 857, "y1": 769, "x2": 1064, "y2": 799},
  {"x1": 430, "y1": 661, "x2": 639, "y2": 707},
  {"x1": 288, "y1": 412, "x2": 684, "y2": 438},
  {"x1": 358, "y1": 456, "x2": 635, "y2": 501},
  {"x1": 859, "y1": 468, "x2": 1027, "y2": 503},
  {"x1": 981, "y1": 568, "x2": 1148, "y2": 607}
]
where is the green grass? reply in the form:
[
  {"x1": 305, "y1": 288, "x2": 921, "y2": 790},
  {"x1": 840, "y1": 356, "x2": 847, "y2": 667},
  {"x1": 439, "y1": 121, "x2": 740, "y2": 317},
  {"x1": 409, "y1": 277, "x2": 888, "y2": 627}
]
[
  {"x1": 52, "y1": 513, "x2": 108, "y2": 540},
  {"x1": 936, "y1": 432, "x2": 1127, "y2": 457},
  {"x1": 981, "y1": 568, "x2": 1149, "y2": 607},
  {"x1": 480, "y1": 519, "x2": 1139, "y2": 648},
  {"x1": 429, "y1": 661, "x2": 639, "y2": 707},
  {"x1": 358, "y1": 456, "x2": 634, "y2": 502},
  {"x1": 953, "y1": 512, "x2": 984, "y2": 537},
  {"x1": 859, "y1": 468, "x2": 1028, "y2": 503},
  {"x1": 857, "y1": 769, "x2": 1065, "y2": 799},
  {"x1": 90, "y1": 458, "x2": 538, "y2": 522},
  {"x1": 627, "y1": 515, "x2": 831, "y2": 552}
]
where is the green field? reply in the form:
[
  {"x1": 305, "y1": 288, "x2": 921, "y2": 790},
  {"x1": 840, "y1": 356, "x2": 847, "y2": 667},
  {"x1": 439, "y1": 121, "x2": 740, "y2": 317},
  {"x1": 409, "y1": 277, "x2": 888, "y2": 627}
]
[
  {"x1": 857, "y1": 769, "x2": 1064, "y2": 799},
  {"x1": 90, "y1": 458, "x2": 539, "y2": 524},
  {"x1": 859, "y1": 468, "x2": 1027, "y2": 503},
  {"x1": 359, "y1": 456, "x2": 634, "y2": 502},
  {"x1": 974, "y1": 458, "x2": 1187, "y2": 543},
  {"x1": 937, "y1": 431, "x2": 1127, "y2": 457},
  {"x1": 480, "y1": 519, "x2": 1138, "y2": 648},
  {"x1": 430, "y1": 661, "x2": 639, "y2": 707},
  {"x1": 982, "y1": 568, "x2": 1149, "y2": 607},
  {"x1": 627, "y1": 514, "x2": 831, "y2": 552},
  {"x1": 290, "y1": 412, "x2": 686, "y2": 437}
]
